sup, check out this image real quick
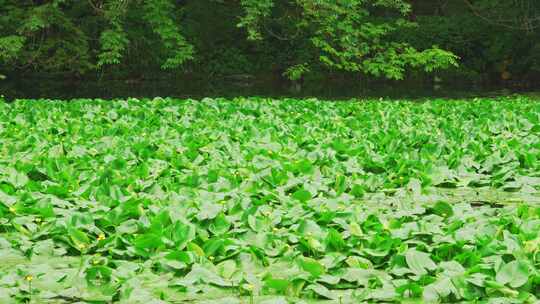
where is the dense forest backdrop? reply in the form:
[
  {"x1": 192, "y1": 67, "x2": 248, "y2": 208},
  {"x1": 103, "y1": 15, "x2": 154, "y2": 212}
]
[{"x1": 1, "y1": 0, "x2": 539, "y2": 98}]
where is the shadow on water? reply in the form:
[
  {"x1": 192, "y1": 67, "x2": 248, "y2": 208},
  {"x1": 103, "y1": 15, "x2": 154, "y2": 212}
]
[{"x1": 1, "y1": 76, "x2": 538, "y2": 101}]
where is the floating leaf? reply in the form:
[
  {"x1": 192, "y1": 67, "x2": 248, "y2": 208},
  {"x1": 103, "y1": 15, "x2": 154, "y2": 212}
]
[
  {"x1": 496, "y1": 260, "x2": 530, "y2": 288},
  {"x1": 292, "y1": 188, "x2": 312, "y2": 202},
  {"x1": 265, "y1": 278, "x2": 290, "y2": 293},
  {"x1": 299, "y1": 257, "x2": 325, "y2": 278},
  {"x1": 405, "y1": 249, "x2": 437, "y2": 275}
]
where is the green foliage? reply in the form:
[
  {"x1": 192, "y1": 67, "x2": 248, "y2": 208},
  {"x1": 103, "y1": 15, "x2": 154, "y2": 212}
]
[
  {"x1": 0, "y1": 0, "x2": 539, "y2": 83},
  {"x1": 237, "y1": 0, "x2": 458, "y2": 79},
  {"x1": 203, "y1": 46, "x2": 253, "y2": 75},
  {"x1": 0, "y1": 0, "x2": 195, "y2": 73},
  {"x1": 98, "y1": 29, "x2": 129, "y2": 66},
  {"x1": 143, "y1": 0, "x2": 195, "y2": 69},
  {"x1": 300, "y1": 0, "x2": 457, "y2": 79},
  {"x1": 0, "y1": 97, "x2": 539, "y2": 302},
  {"x1": 283, "y1": 63, "x2": 310, "y2": 81},
  {"x1": 97, "y1": 0, "x2": 130, "y2": 67},
  {"x1": 0, "y1": 36, "x2": 25, "y2": 62},
  {"x1": 238, "y1": 0, "x2": 274, "y2": 41},
  {"x1": 0, "y1": 0, "x2": 461, "y2": 79},
  {"x1": 0, "y1": 2, "x2": 94, "y2": 73}
]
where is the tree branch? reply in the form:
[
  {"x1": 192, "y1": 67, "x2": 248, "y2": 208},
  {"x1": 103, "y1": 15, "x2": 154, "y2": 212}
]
[
  {"x1": 462, "y1": 0, "x2": 539, "y2": 32},
  {"x1": 88, "y1": 0, "x2": 104, "y2": 14}
]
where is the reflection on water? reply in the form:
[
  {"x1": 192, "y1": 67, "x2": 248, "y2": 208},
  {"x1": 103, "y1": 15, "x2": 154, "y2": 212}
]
[{"x1": 0, "y1": 76, "x2": 534, "y2": 100}]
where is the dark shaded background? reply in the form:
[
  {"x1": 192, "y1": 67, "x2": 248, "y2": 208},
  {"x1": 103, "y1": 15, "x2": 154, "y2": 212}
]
[{"x1": 1, "y1": 0, "x2": 539, "y2": 100}]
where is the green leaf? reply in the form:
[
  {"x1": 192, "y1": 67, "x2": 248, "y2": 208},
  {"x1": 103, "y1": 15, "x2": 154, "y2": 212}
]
[
  {"x1": 187, "y1": 242, "x2": 205, "y2": 257},
  {"x1": 431, "y1": 201, "x2": 453, "y2": 217},
  {"x1": 0, "y1": 190, "x2": 16, "y2": 207},
  {"x1": 496, "y1": 260, "x2": 529, "y2": 288},
  {"x1": 405, "y1": 249, "x2": 437, "y2": 275},
  {"x1": 117, "y1": 219, "x2": 139, "y2": 234},
  {"x1": 181, "y1": 264, "x2": 228, "y2": 286},
  {"x1": 306, "y1": 283, "x2": 337, "y2": 299},
  {"x1": 197, "y1": 201, "x2": 221, "y2": 220},
  {"x1": 133, "y1": 233, "x2": 163, "y2": 250},
  {"x1": 172, "y1": 221, "x2": 195, "y2": 248},
  {"x1": 209, "y1": 213, "x2": 231, "y2": 235},
  {"x1": 299, "y1": 257, "x2": 325, "y2": 278},
  {"x1": 68, "y1": 227, "x2": 90, "y2": 250},
  {"x1": 325, "y1": 228, "x2": 346, "y2": 251},
  {"x1": 407, "y1": 178, "x2": 422, "y2": 196},
  {"x1": 292, "y1": 188, "x2": 312, "y2": 202},
  {"x1": 85, "y1": 266, "x2": 113, "y2": 285},
  {"x1": 265, "y1": 278, "x2": 290, "y2": 292},
  {"x1": 423, "y1": 277, "x2": 454, "y2": 302},
  {"x1": 217, "y1": 259, "x2": 236, "y2": 279},
  {"x1": 6, "y1": 168, "x2": 28, "y2": 188},
  {"x1": 348, "y1": 221, "x2": 363, "y2": 236}
]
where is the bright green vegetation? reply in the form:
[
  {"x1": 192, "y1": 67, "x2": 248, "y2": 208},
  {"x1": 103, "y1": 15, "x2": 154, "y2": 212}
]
[{"x1": 0, "y1": 97, "x2": 539, "y2": 303}]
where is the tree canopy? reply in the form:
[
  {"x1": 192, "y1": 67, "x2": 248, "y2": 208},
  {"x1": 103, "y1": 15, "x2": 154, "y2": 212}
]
[{"x1": 0, "y1": 0, "x2": 539, "y2": 83}]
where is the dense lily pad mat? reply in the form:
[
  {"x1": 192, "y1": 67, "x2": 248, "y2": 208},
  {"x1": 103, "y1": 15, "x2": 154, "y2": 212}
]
[{"x1": 0, "y1": 97, "x2": 539, "y2": 303}]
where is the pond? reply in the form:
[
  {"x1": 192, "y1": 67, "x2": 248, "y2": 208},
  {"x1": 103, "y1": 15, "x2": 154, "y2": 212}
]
[{"x1": 1, "y1": 75, "x2": 536, "y2": 101}]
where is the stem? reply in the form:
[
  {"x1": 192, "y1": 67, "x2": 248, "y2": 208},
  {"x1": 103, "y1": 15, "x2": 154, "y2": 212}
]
[
  {"x1": 77, "y1": 254, "x2": 84, "y2": 276},
  {"x1": 73, "y1": 252, "x2": 86, "y2": 292},
  {"x1": 28, "y1": 280, "x2": 32, "y2": 303}
]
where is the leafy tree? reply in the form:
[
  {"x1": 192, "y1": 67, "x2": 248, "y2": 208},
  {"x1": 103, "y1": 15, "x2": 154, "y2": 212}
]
[
  {"x1": 3, "y1": 0, "x2": 539, "y2": 84},
  {"x1": 238, "y1": 0, "x2": 458, "y2": 79},
  {"x1": 0, "y1": 0, "x2": 194, "y2": 73},
  {"x1": 0, "y1": 0, "x2": 458, "y2": 80}
]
